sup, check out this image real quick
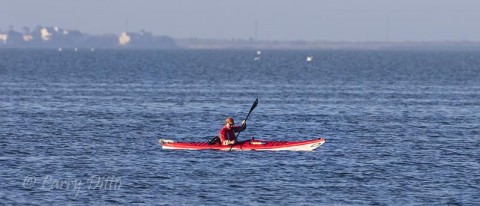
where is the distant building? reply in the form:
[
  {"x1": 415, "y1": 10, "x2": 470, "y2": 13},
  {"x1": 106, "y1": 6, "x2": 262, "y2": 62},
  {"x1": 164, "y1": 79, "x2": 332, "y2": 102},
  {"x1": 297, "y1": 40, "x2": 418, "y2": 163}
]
[
  {"x1": 119, "y1": 32, "x2": 131, "y2": 45},
  {"x1": 0, "y1": 34, "x2": 8, "y2": 44},
  {"x1": 118, "y1": 30, "x2": 176, "y2": 49}
]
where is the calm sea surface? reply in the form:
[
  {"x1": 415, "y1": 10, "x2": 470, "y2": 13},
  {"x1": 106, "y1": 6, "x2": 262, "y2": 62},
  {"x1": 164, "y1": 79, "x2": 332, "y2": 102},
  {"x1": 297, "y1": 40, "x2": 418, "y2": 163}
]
[{"x1": 1, "y1": 49, "x2": 479, "y2": 205}]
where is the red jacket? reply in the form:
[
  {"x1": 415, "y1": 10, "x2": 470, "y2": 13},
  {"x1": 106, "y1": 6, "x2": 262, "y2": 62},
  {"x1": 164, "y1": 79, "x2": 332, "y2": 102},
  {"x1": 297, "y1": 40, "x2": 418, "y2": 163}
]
[{"x1": 219, "y1": 125, "x2": 245, "y2": 143}]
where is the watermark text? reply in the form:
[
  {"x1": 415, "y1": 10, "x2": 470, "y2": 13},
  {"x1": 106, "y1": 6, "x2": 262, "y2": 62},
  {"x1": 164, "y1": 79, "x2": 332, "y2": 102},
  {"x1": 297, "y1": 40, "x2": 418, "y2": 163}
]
[{"x1": 23, "y1": 175, "x2": 121, "y2": 199}]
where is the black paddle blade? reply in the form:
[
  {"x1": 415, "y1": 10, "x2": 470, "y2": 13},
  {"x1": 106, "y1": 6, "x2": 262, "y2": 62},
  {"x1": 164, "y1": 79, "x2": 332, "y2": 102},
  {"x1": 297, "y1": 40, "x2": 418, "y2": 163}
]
[
  {"x1": 250, "y1": 99, "x2": 259, "y2": 113},
  {"x1": 244, "y1": 99, "x2": 258, "y2": 122}
]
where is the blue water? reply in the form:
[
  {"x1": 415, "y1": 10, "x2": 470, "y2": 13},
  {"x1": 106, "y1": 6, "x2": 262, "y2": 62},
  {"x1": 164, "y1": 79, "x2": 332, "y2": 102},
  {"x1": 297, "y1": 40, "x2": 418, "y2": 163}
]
[{"x1": 1, "y1": 49, "x2": 479, "y2": 205}]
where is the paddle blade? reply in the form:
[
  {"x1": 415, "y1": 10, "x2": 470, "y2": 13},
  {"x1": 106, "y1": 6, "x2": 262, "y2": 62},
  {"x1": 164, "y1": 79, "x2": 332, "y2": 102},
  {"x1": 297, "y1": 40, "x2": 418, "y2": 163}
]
[
  {"x1": 250, "y1": 99, "x2": 259, "y2": 113},
  {"x1": 244, "y1": 99, "x2": 258, "y2": 122}
]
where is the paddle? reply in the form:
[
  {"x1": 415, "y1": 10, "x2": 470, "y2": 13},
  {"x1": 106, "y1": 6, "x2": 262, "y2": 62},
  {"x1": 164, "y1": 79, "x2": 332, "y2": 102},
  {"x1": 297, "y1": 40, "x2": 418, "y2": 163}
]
[
  {"x1": 229, "y1": 99, "x2": 258, "y2": 151},
  {"x1": 236, "y1": 98, "x2": 258, "y2": 139}
]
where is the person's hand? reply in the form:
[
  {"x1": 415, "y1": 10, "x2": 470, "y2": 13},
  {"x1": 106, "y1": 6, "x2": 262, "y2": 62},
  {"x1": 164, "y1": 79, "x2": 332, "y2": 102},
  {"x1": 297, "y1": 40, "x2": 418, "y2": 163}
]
[
  {"x1": 224, "y1": 140, "x2": 235, "y2": 145},
  {"x1": 241, "y1": 120, "x2": 247, "y2": 130}
]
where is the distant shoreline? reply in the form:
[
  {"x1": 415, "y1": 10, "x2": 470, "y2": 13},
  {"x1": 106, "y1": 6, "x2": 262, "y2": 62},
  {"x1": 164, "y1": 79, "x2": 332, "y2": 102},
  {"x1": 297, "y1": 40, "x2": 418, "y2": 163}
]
[
  {"x1": 174, "y1": 38, "x2": 480, "y2": 50},
  {"x1": 2, "y1": 25, "x2": 480, "y2": 50},
  {"x1": 3, "y1": 40, "x2": 480, "y2": 51}
]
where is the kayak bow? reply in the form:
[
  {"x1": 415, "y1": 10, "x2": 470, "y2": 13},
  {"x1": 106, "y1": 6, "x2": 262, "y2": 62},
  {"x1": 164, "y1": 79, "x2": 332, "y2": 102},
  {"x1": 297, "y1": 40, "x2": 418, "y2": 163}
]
[{"x1": 159, "y1": 138, "x2": 326, "y2": 151}]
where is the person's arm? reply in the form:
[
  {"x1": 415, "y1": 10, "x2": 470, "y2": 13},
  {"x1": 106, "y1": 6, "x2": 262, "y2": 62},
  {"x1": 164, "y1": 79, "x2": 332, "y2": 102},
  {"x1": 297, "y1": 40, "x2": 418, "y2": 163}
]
[{"x1": 233, "y1": 120, "x2": 247, "y2": 132}]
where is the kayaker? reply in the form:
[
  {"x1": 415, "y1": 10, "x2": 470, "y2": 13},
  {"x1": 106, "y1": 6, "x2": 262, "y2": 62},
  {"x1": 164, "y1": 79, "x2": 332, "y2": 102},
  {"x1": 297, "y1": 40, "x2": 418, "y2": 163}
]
[{"x1": 219, "y1": 117, "x2": 246, "y2": 145}]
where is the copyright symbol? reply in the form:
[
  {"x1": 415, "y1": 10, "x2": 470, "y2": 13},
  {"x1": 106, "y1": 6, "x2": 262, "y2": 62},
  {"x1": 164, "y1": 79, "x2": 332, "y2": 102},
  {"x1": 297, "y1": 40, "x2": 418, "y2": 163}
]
[{"x1": 23, "y1": 176, "x2": 37, "y2": 189}]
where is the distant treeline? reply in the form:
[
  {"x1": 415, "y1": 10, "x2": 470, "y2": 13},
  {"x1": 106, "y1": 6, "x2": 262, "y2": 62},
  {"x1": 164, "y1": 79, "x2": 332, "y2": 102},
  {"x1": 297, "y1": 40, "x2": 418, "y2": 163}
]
[{"x1": 0, "y1": 26, "x2": 177, "y2": 49}]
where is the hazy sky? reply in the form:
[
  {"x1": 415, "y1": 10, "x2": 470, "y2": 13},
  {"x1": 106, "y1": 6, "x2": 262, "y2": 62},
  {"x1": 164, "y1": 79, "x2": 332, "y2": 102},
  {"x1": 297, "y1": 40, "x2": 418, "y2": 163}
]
[{"x1": 1, "y1": 0, "x2": 480, "y2": 41}]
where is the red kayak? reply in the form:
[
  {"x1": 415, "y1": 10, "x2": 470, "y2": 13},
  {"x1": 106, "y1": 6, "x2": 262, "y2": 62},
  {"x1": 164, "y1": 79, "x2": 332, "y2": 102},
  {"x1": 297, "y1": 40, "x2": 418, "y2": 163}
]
[{"x1": 159, "y1": 138, "x2": 326, "y2": 151}]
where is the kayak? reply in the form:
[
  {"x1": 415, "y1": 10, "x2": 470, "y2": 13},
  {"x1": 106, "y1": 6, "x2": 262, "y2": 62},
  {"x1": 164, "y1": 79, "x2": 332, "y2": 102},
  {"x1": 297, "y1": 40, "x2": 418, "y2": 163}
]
[{"x1": 159, "y1": 138, "x2": 326, "y2": 151}]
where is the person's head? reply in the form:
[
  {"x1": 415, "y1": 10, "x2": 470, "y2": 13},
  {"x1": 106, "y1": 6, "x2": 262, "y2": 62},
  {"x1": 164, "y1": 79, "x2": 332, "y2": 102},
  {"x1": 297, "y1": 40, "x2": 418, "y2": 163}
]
[{"x1": 225, "y1": 117, "x2": 234, "y2": 128}]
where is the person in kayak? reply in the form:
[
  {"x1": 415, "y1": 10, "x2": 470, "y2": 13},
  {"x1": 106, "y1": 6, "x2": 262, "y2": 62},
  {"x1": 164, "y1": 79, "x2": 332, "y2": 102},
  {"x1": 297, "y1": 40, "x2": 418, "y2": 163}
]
[{"x1": 219, "y1": 117, "x2": 246, "y2": 145}]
